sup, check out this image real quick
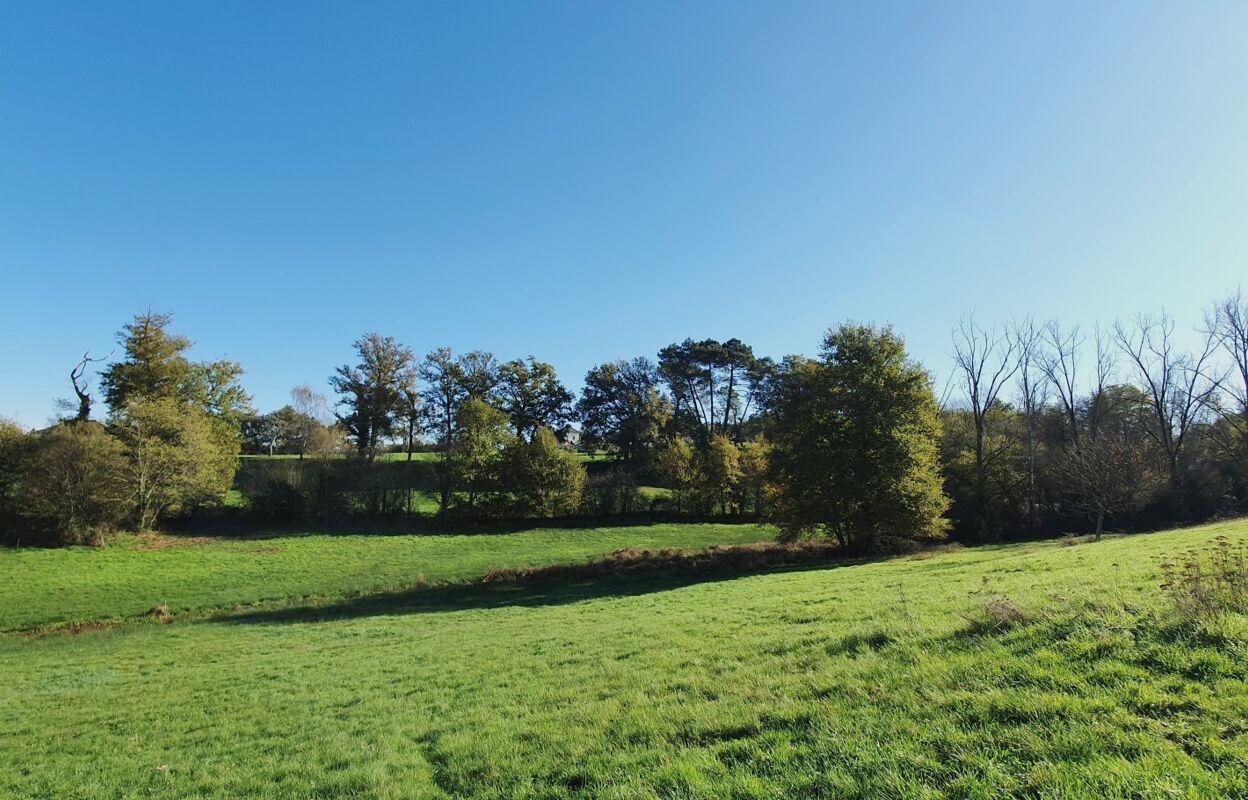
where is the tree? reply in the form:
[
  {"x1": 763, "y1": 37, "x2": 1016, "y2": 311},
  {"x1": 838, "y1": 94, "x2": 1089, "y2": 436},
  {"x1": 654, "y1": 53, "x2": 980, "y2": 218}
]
[
  {"x1": 1040, "y1": 321, "x2": 1083, "y2": 446},
  {"x1": 737, "y1": 436, "x2": 773, "y2": 516},
  {"x1": 457, "y1": 351, "x2": 501, "y2": 400},
  {"x1": 420, "y1": 348, "x2": 467, "y2": 511},
  {"x1": 952, "y1": 315, "x2": 1019, "y2": 540},
  {"x1": 1208, "y1": 290, "x2": 1248, "y2": 470},
  {"x1": 241, "y1": 412, "x2": 282, "y2": 455},
  {"x1": 56, "y1": 352, "x2": 110, "y2": 423},
  {"x1": 1112, "y1": 312, "x2": 1220, "y2": 498},
  {"x1": 96, "y1": 312, "x2": 245, "y2": 530},
  {"x1": 1058, "y1": 434, "x2": 1160, "y2": 539},
  {"x1": 576, "y1": 358, "x2": 670, "y2": 468},
  {"x1": 497, "y1": 357, "x2": 574, "y2": 441},
  {"x1": 499, "y1": 427, "x2": 586, "y2": 517},
  {"x1": 184, "y1": 359, "x2": 254, "y2": 428},
  {"x1": 452, "y1": 397, "x2": 513, "y2": 510},
  {"x1": 657, "y1": 338, "x2": 765, "y2": 440},
  {"x1": 696, "y1": 434, "x2": 742, "y2": 515},
  {"x1": 330, "y1": 334, "x2": 415, "y2": 462},
  {"x1": 101, "y1": 311, "x2": 192, "y2": 412},
  {"x1": 771, "y1": 324, "x2": 949, "y2": 551},
  {"x1": 290, "y1": 385, "x2": 330, "y2": 460},
  {"x1": 398, "y1": 380, "x2": 422, "y2": 462},
  {"x1": 652, "y1": 436, "x2": 697, "y2": 513},
  {"x1": 112, "y1": 399, "x2": 237, "y2": 530},
  {"x1": 1013, "y1": 318, "x2": 1046, "y2": 536}
]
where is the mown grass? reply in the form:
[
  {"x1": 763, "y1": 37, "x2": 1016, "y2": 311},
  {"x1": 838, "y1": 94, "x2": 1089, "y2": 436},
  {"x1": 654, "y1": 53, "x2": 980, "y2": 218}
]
[
  {"x1": 0, "y1": 523, "x2": 772, "y2": 632},
  {"x1": 2, "y1": 520, "x2": 1246, "y2": 798}
]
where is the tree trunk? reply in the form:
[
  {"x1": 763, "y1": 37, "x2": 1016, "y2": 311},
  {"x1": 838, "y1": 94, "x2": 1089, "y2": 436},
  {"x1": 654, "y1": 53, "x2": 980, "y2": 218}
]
[{"x1": 1095, "y1": 509, "x2": 1104, "y2": 541}]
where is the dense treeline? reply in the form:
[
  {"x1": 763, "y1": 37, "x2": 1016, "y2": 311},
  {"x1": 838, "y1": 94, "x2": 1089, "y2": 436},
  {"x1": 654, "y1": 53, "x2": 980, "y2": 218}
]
[{"x1": 2, "y1": 289, "x2": 1247, "y2": 550}]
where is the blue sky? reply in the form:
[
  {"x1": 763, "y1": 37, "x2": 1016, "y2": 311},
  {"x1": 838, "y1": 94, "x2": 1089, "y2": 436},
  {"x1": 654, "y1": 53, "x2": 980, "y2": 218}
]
[{"x1": 2, "y1": 1, "x2": 1246, "y2": 427}]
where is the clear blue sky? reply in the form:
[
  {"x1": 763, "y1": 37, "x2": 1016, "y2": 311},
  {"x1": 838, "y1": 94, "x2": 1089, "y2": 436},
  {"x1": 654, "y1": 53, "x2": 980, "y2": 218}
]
[{"x1": 2, "y1": 2, "x2": 1245, "y2": 427}]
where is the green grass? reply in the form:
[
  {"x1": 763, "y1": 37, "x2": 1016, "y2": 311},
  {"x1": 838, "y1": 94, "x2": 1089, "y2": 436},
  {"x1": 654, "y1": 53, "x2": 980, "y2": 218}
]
[
  {"x1": 0, "y1": 523, "x2": 772, "y2": 632},
  {"x1": 2, "y1": 520, "x2": 1247, "y2": 798}
]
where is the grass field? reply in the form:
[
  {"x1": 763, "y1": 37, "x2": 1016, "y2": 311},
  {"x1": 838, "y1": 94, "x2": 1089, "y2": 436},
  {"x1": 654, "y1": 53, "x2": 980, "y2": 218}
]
[
  {"x1": 2, "y1": 520, "x2": 1247, "y2": 798},
  {"x1": 0, "y1": 523, "x2": 770, "y2": 632}
]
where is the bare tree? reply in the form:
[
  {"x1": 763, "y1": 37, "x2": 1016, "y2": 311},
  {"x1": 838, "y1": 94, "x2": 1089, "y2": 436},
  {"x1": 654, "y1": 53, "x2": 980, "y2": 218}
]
[
  {"x1": 61, "y1": 352, "x2": 110, "y2": 423},
  {"x1": 1086, "y1": 323, "x2": 1117, "y2": 440},
  {"x1": 1059, "y1": 434, "x2": 1159, "y2": 540},
  {"x1": 1013, "y1": 318, "x2": 1046, "y2": 535},
  {"x1": 1205, "y1": 289, "x2": 1248, "y2": 465},
  {"x1": 1112, "y1": 312, "x2": 1220, "y2": 494},
  {"x1": 1040, "y1": 321, "x2": 1083, "y2": 446},
  {"x1": 952, "y1": 315, "x2": 1019, "y2": 539}
]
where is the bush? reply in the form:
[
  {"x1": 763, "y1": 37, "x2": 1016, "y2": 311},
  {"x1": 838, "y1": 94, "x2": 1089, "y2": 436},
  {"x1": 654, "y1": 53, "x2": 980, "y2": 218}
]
[
  {"x1": 580, "y1": 469, "x2": 641, "y2": 516},
  {"x1": 16, "y1": 423, "x2": 132, "y2": 544},
  {"x1": 499, "y1": 428, "x2": 586, "y2": 517},
  {"x1": 0, "y1": 418, "x2": 32, "y2": 540}
]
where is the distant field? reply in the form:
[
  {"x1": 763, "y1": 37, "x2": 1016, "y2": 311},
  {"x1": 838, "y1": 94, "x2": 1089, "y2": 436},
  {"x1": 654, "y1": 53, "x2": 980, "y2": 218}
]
[
  {"x1": 2, "y1": 519, "x2": 1246, "y2": 798},
  {"x1": 0, "y1": 522, "x2": 770, "y2": 632}
]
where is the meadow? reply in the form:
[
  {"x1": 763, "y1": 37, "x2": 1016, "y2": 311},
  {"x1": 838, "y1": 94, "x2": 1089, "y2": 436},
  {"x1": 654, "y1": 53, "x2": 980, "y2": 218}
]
[
  {"x1": 0, "y1": 522, "x2": 765, "y2": 632},
  {"x1": 2, "y1": 520, "x2": 1246, "y2": 798}
]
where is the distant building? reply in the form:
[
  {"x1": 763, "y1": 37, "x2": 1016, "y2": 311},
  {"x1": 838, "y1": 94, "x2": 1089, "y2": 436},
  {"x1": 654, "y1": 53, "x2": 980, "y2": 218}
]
[{"x1": 557, "y1": 424, "x2": 581, "y2": 448}]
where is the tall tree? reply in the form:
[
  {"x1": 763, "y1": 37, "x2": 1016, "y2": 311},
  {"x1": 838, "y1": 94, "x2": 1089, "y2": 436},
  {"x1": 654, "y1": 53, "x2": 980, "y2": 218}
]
[
  {"x1": 1040, "y1": 320, "x2": 1084, "y2": 446},
  {"x1": 289, "y1": 385, "x2": 330, "y2": 460},
  {"x1": 771, "y1": 324, "x2": 948, "y2": 551},
  {"x1": 658, "y1": 338, "x2": 763, "y2": 440},
  {"x1": 101, "y1": 311, "x2": 193, "y2": 412},
  {"x1": 330, "y1": 334, "x2": 415, "y2": 463},
  {"x1": 952, "y1": 315, "x2": 1019, "y2": 540},
  {"x1": 497, "y1": 357, "x2": 574, "y2": 441},
  {"x1": 184, "y1": 359, "x2": 254, "y2": 428},
  {"x1": 1208, "y1": 290, "x2": 1248, "y2": 469},
  {"x1": 576, "y1": 358, "x2": 670, "y2": 469},
  {"x1": 457, "y1": 351, "x2": 501, "y2": 400},
  {"x1": 420, "y1": 348, "x2": 467, "y2": 511},
  {"x1": 100, "y1": 311, "x2": 251, "y2": 425},
  {"x1": 1013, "y1": 318, "x2": 1046, "y2": 536},
  {"x1": 1112, "y1": 312, "x2": 1220, "y2": 495},
  {"x1": 452, "y1": 397, "x2": 513, "y2": 510}
]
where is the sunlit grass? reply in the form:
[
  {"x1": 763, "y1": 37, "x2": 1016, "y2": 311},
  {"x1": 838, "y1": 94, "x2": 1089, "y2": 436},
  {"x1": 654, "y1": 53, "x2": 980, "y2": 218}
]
[
  {"x1": 0, "y1": 522, "x2": 772, "y2": 632},
  {"x1": 2, "y1": 520, "x2": 1246, "y2": 798}
]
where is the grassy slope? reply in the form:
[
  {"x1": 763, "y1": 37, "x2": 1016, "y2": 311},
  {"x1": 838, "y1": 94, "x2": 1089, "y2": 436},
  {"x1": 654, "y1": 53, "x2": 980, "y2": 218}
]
[
  {"x1": 2, "y1": 520, "x2": 1247, "y2": 798},
  {"x1": 0, "y1": 523, "x2": 772, "y2": 632}
]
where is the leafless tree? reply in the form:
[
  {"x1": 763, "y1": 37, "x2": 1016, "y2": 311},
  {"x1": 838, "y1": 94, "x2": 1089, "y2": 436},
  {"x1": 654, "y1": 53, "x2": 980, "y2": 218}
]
[
  {"x1": 1058, "y1": 434, "x2": 1159, "y2": 540},
  {"x1": 1013, "y1": 317, "x2": 1046, "y2": 535},
  {"x1": 62, "y1": 351, "x2": 110, "y2": 423},
  {"x1": 952, "y1": 314, "x2": 1019, "y2": 539},
  {"x1": 1040, "y1": 320, "x2": 1083, "y2": 446},
  {"x1": 1086, "y1": 323, "x2": 1117, "y2": 440},
  {"x1": 1112, "y1": 311, "x2": 1221, "y2": 492},
  {"x1": 1205, "y1": 289, "x2": 1248, "y2": 464}
]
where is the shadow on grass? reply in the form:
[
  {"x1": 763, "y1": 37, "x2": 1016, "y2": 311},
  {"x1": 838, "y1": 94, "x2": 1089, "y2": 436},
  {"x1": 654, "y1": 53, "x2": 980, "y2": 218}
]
[{"x1": 220, "y1": 543, "x2": 861, "y2": 626}]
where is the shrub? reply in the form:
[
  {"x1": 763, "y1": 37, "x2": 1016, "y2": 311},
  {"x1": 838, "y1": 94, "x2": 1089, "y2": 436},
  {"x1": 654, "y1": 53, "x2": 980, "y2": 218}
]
[
  {"x1": 0, "y1": 418, "x2": 31, "y2": 538},
  {"x1": 17, "y1": 423, "x2": 132, "y2": 544},
  {"x1": 499, "y1": 427, "x2": 586, "y2": 517},
  {"x1": 580, "y1": 469, "x2": 641, "y2": 516}
]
